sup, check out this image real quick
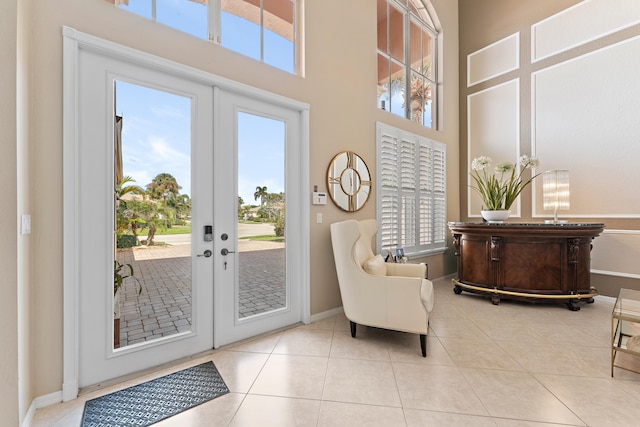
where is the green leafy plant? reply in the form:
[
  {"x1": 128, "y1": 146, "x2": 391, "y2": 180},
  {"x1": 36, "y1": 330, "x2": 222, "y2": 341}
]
[
  {"x1": 470, "y1": 155, "x2": 540, "y2": 210},
  {"x1": 114, "y1": 260, "x2": 141, "y2": 296}
]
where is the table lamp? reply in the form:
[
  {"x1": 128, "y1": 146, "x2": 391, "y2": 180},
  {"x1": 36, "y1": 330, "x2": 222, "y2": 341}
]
[{"x1": 543, "y1": 169, "x2": 570, "y2": 224}]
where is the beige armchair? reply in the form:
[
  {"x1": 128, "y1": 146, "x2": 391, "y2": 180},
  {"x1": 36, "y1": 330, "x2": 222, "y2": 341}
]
[{"x1": 330, "y1": 219, "x2": 434, "y2": 357}]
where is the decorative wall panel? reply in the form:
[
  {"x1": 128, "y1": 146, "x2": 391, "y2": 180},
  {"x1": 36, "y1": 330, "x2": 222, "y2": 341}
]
[
  {"x1": 532, "y1": 0, "x2": 640, "y2": 61},
  {"x1": 468, "y1": 33, "x2": 519, "y2": 86},
  {"x1": 591, "y1": 230, "x2": 640, "y2": 279},
  {"x1": 531, "y1": 36, "x2": 640, "y2": 218},
  {"x1": 467, "y1": 79, "x2": 519, "y2": 217}
]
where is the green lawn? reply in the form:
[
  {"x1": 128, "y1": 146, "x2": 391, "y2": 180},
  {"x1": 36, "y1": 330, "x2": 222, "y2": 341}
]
[
  {"x1": 134, "y1": 227, "x2": 283, "y2": 242},
  {"x1": 240, "y1": 235, "x2": 284, "y2": 242},
  {"x1": 136, "y1": 225, "x2": 191, "y2": 236}
]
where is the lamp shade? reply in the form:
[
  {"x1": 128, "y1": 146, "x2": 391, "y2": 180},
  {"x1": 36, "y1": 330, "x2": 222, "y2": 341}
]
[{"x1": 543, "y1": 169, "x2": 570, "y2": 211}]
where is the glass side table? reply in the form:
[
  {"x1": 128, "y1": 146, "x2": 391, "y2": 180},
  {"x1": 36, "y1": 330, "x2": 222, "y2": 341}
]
[{"x1": 611, "y1": 288, "x2": 640, "y2": 376}]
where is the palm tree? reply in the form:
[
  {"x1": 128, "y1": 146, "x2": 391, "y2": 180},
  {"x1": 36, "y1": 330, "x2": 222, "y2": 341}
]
[
  {"x1": 145, "y1": 208, "x2": 172, "y2": 246},
  {"x1": 115, "y1": 175, "x2": 144, "y2": 204},
  {"x1": 263, "y1": 192, "x2": 284, "y2": 219},
  {"x1": 146, "y1": 173, "x2": 182, "y2": 201},
  {"x1": 127, "y1": 199, "x2": 174, "y2": 246},
  {"x1": 115, "y1": 176, "x2": 145, "y2": 239},
  {"x1": 254, "y1": 186, "x2": 268, "y2": 209}
]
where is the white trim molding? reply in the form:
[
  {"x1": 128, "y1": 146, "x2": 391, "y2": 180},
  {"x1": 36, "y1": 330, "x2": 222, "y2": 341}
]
[
  {"x1": 62, "y1": 26, "x2": 81, "y2": 403},
  {"x1": 467, "y1": 79, "x2": 520, "y2": 218},
  {"x1": 531, "y1": 34, "x2": 640, "y2": 219},
  {"x1": 531, "y1": 0, "x2": 640, "y2": 62},
  {"x1": 591, "y1": 229, "x2": 640, "y2": 280},
  {"x1": 468, "y1": 32, "x2": 519, "y2": 87}
]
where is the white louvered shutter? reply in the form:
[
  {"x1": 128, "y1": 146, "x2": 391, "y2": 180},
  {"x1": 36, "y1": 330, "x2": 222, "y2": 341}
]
[
  {"x1": 378, "y1": 130, "x2": 399, "y2": 251},
  {"x1": 376, "y1": 122, "x2": 447, "y2": 256}
]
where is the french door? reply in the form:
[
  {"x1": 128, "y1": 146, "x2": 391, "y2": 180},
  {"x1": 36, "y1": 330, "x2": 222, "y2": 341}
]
[
  {"x1": 65, "y1": 31, "x2": 308, "y2": 392},
  {"x1": 214, "y1": 90, "x2": 305, "y2": 347}
]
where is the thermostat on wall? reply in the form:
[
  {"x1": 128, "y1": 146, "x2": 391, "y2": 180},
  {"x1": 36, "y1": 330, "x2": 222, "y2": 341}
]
[{"x1": 313, "y1": 192, "x2": 327, "y2": 205}]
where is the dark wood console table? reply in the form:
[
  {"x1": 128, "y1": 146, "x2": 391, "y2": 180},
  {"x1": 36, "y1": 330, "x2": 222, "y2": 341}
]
[{"x1": 447, "y1": 222, "x2": 605, "y2": 311}]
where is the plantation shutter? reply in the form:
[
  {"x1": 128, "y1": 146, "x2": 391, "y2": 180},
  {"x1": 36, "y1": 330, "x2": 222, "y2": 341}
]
[
  {"x1": 432, "y1": 143, "x2": 447, "y2": 245},
  {"x1": 378, "y1": 131, "x2": 399, "y2": 250},
  {"x1": 376, "y1": 122, "x2": 447, "y2": 256}
]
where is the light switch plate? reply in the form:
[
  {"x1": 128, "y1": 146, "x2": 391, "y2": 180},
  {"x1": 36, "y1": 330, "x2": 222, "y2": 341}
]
[{"x1": 21, "y1": 214, "x2": 31, "y2": 235}]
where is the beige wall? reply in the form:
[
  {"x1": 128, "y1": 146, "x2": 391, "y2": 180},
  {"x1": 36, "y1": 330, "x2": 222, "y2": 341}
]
[
  {"x1": 7, "y1": 0, "x2": 460, "y2": 406},
  {"x1": 1, "y1": 0, "x2": 20, "y2": 424},
  {"x1": 459, "y1": 0, "x2": 640, "y2": 296},
  {"x1": 17, "y1": 0, "x2": 34, "y2": 423}
]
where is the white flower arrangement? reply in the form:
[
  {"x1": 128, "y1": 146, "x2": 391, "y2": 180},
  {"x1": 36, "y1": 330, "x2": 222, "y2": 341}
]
[{"x1": 470, "y1": 155, "x2": 540, "y2": 211}]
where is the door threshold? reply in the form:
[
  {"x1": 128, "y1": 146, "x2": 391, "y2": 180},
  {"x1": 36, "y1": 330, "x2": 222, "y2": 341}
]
[{"x1": 78, "y1": 348, "x2": 218, "y2": 397}]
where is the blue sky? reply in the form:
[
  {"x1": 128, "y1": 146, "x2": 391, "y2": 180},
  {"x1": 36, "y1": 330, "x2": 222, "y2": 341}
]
[
  {"x1": 116, "y1": 83, "x2": 286, "y2": 205},
  {"x1": 116, "y1": 81, "x2": 192, "y2": 195},
  {"x1": 237, "y1": 113, "x2": 285, "y2": 206},
  {"x1": 119, "y1": 1, "x2": 294, "y2": 73},
  {"x1": 116, "y1": 1, "x2": 292, "y2": 204}
]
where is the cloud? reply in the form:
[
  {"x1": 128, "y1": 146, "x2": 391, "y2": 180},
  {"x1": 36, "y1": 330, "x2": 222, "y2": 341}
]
[
  {"x1": 149, "y1": 136, "x2": 190, "y2": 163},
  {"x1": 127, "y1": 170, "x2": 152, "y2": 189},
  {"x1": 151, "y1": 105, "x2": 189, "y2": 121}
]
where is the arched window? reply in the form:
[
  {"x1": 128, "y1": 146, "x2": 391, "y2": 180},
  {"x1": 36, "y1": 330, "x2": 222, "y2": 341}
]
[
  {"x1": 111, "y1": 0, "x2": 298, "y2": 74},
  {"x1": 377, "y1": 0, "x2": 439, "y2": 129}
]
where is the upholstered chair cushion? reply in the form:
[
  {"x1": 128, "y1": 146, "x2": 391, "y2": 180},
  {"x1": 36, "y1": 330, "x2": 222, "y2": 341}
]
[{"x1": 363, "y1": 254, "x2": 387, "y2": 276}]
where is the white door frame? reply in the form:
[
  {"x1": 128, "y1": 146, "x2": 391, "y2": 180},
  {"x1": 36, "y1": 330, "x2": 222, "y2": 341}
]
[{"x1": 62, "y1": 27, "x2": 310, "y2": 401}]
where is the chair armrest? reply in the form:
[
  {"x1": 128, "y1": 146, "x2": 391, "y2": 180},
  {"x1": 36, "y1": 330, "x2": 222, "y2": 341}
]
[
  {"x1": 384, "y1": 276, "x2": 433, "y2": 334},
  {"x1": 386, "y1": 262, "x2": 426, "y2": 279}
]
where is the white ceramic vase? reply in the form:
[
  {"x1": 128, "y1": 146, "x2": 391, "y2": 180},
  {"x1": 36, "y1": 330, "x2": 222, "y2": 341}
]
[{"x1": 481, "y1": 210, "x2": 510, "y2": 223}]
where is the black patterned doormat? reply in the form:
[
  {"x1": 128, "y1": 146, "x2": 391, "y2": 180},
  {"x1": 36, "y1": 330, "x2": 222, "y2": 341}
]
[{"x1": 81, "y1": 361, "x2": 229, "y2": 427}]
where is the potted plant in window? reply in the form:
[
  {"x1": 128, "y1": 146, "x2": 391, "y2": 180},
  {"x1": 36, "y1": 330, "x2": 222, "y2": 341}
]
[
  {"x1": 470, "y1": 155, "x2": 540, "y2": 222},
  {"x1": 113, "y1": 260, "x2": 141, "y2": 348}
]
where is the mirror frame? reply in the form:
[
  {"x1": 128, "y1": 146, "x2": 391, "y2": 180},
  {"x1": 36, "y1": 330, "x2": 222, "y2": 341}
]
[{"x1": 326, "y1": 151, "x2": 372, "y2": 212}]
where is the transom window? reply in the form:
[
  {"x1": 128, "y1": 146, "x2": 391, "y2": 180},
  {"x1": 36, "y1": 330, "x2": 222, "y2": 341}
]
[
  {"x1": 376, "y1": 122, "x2": 447, "y2": 257},
  {"x1": 377, "y1": 0, "x2": 438, "y2": 128},
  {"x1": 110, "y1": 0, "x2": 297, "y2": 74}
]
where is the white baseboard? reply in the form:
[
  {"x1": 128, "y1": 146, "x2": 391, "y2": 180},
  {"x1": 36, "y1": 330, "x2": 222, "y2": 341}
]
[
  {"x1": 310, "y1": 306, "x2": 344, "y2": 323},
  {"x1": 21, "y1": 390, "x2": 63, "y2": 427},
  {"x1": 21, "y1": 400, "x2": 36, "y2": 427},
  {"x1": 35, "y1": 390, "x2": 63, "y2": 408}
]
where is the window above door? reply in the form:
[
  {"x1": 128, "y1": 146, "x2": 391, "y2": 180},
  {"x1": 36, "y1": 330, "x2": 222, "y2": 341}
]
[{"x1": 108, "y1": 0, "x2": 299, "y2": 74}]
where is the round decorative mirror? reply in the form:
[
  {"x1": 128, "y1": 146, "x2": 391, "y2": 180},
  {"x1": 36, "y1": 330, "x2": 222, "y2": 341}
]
[{"x1": 326, "y1": 151, "x2": 372, "y2": 212}]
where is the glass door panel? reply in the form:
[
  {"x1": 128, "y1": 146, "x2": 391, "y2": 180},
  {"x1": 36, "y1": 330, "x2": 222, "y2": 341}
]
[
  {"x1": 114, "y1": 81, "x2": 193, "y2": 349},
  {"x1": 237, "y1": 112, "x2": 286, "y2": 319}
]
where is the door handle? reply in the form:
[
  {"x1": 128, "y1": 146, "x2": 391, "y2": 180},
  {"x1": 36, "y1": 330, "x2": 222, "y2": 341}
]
[
  {"x1": 221, "y1": 248, "x2": 236, "y2": 256},
  {"x1": 197, "y1": 249, "x2": 212, "y2": 258}
]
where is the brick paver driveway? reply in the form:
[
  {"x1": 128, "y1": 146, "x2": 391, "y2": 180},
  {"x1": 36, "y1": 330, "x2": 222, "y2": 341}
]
[{"x1": 116, "y1": 239, "x2": 285, "y2": 347}]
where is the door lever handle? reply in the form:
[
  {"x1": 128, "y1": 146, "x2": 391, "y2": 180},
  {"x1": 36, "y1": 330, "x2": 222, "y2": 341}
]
[
  {"x1": 197, "y1": 249, "x2": 212, "y2": 258},
  {"x1": 221, "y1": 248, "x2": 236, "y2": 256}
]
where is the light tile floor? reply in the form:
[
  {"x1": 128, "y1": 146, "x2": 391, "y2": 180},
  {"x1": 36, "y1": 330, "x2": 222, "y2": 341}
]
[{"x1": 32, "y1": 278, "x2": 640, "y2": 427}]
